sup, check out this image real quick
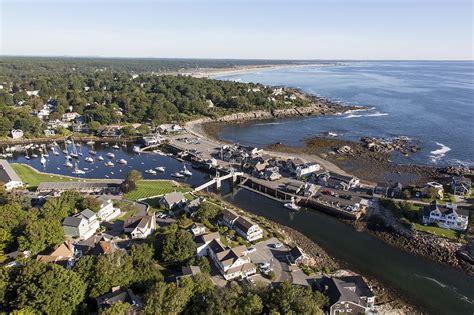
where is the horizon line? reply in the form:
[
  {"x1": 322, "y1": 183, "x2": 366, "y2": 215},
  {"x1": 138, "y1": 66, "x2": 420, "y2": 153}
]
[{"x1": 1, "y1": 54, "x2": 473, "y2": 62}]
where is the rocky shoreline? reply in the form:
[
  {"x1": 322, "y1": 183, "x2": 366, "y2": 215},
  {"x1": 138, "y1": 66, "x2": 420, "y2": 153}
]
[{"x1": 365, "y1": 215, "x2": 474, "y2": 276}]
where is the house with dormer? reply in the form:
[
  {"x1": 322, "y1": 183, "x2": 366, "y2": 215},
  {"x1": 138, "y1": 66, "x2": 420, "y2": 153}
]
[
  {"x1": 63, "y1": 209, "x2": 100, "y2": 240},
  {"x1": 207, "y1": 239, "x2": 256, "y2": 280},
  {"x1": 233, "y1": 216, "x2": 263, "y2": 242},
  {"x1": 95, "y1": 195, "x2": 121, "y2": 221},
  {"x1": 422, "y1": 201, "x2": 469, "y2": 231},
  {"x1": 123, "y1": 215, "x2": 156, "y2": 239}
]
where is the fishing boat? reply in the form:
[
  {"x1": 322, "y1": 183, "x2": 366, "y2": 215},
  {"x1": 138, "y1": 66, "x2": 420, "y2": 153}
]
[
  {"x1": 85, "y1": 157, "x2": 94, "y2": 163},
  {"x1": 133, "y1": 146, "x2": 141, "y2": 153},
  {"x1": 72, "y1": 163, "x2": 85, "y2": 175},
  {"x1": 117, "y1": 159, "x2": 127, "y2": 165},
  {"x1": 180, "y1": 165, "x2": 193, "y2": 176},
  {"x1": 106, "y1": 152, "x2": 115, "y2": 158},
  {"x1": 155, "y1": 166, "x2": 165, "y2": 172},
  {"x1": 97, "y1": 155, "x2": 104, "y2": 161},
  {"x1": 145, "y1": 169, "x2": 157, "y2": 175},
  {"x1": 283, "y1": 197, "x2": 301, "y2": 211},
  {"x1": 105, "y1": 161, "x2": 114, "y2": 167}
]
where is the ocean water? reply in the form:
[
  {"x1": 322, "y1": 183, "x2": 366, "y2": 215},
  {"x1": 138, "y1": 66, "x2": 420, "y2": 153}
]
[{"x1": 215, "y1": 61, "x2": 474, "y2": 167}]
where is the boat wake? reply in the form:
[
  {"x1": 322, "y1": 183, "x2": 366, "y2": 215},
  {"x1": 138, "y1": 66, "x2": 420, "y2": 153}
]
[
  {"x1": 414, "y1": 274, "x2": 474, "y2": 305},
  {"x1": 429, "y1": 142, "x2": 451, "y2": 163},
  {"x1": 343, "y1": 111, "x2": 389, "y2": 119}
]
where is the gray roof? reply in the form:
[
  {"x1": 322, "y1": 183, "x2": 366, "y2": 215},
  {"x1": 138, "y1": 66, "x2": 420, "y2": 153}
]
[
  {"x1": 96, "y1": 288, "x2": 142, "y2": 310},
  {"x1": 161, "y1": 191, "x2": 185, "y2": 205},
  {"x1": 80, "y1": 209, "x2": 97, "y2": 220},
  {"x1": 0, "y1": 159, "x2": 22, "y2": 183},
  {"x1": 234, "y1": 216, "x2": 256, "y2": 233},
  {"x1": 63, "y1": 216, "x2": 84, "y2": 227},
  {"x1": 220, "y1": 209, "x2": 239, "y2": 222},
  {"x1": 326, "y1": 276, "x2": 374, "y2": 307}
]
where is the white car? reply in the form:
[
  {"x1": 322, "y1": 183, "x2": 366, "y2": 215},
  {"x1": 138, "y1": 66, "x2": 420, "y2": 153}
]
[
  {"x1": 258, "y1": 262, "x2": 271, "y2": 269},
  {"x1": 271, "y1": 243, "x2": 283, "y2": 249}
]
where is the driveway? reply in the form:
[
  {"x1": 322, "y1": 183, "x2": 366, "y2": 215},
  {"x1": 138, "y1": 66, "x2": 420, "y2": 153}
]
[{"x1": 248, "y1": 237, "x2": 291, "y2": 283}]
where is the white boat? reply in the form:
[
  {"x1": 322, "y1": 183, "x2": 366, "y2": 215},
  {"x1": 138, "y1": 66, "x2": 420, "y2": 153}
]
[
  {"x1": 24, "y1": 154, "x2": 30, "y2": 160},
  {"x1": 155, "y1": 166, "x2": 165, "y2": 172},
  {"x1": 89, "y1": 150, "x2": 97, "y2": 155},
  {"x1": 97, "y1": 155, "x2": 104, "y2": 161},
  {"x1": 145, "y1": 169, "x2": 157, "y2": 175},
  {"x1": 133, "y1": 146, "x2": 141, "y2": 153},
  {"x1": 65, "y1": 140, "x2": 72, "y2": 145},
  {"x1": 31, "y1": 153, "x2": 38, "y2": 158},
  {"x1": 40, "y1": 156, "x2": 47, "y2": 165},
  {"x1": 180, "y1": 165, "x2": 193, "y2": 176},
  {"x1": 284, "y1": 197, "x2": 301, "y2": 211},
  {"x1": 171, "y1": 172, "x2": 185, "y2": 178},
  {"x1": 70, "y1": 139, "x2": 79, "y2": 158},
  {"x1": 85, "y1": 157, "x2": 94, "y2": 163},
  {"x1": 72, "y1": 163, "x2": 85, "y2": 175},
  {"x1": 105, "y1": 161, "x2": 114, "y2": 167},
  {"x1": 117, "y1": 159, "x2": 127, "y2": 165},
  {"x1": 52, "y1": 147, "x2": 59, "y2": 156},
  {"x1": 86, "y1": 141, "x2": 95, "y2": 146},
  {"x1": 106, "y1": 152, "x2": 115, "y2": 158},
  {"x1": 112, "y1": 144, "x2": 120, "y2": 149},
  {"x1": 64, "y1": 161, "x2": 73, "y2": 168}
]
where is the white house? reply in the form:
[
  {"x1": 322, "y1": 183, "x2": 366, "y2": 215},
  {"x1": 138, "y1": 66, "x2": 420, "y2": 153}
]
[
  {"x1": 422, "y1": 201, "x2": 469, "y2": 231},
  {"x1": 233, "y1": 217, "x2": 263, "y2": 242},
  {"x1": 422, "y1": 182, "x2": 444, "y2": 199},
  {"x1": 218, "y1": 209, "x2": 239, "y2": 228},
  {"x1": 0, "y1": 159, "x2": 24, "y2": 191},
  {"x1": 123, "y1": 215, "x2": 156, "y2": 239},
  {"x1": 63, "y1": 209, "x2": 100, "y2": 240},
  {"x1": 157, "y1": 124, "x2": 183, "y2": 134},
  {"x1": 295, "y1": 162, "x2": 321, "y2": 178},
  {"x1": 95, "y1": 195, "x2": 121, "y2": 221},
  {"x1": 62, "y1": 112, "x2": 79, "y2": 122},
  {"x1": 207, "y1": 240, "x2": 256, "y2": 280},
  {"x1": 159, "y1": 192, "x2": 186, "y2": 210},
  {"x1": 194, "y1": 232, "x2": 220, "y2": 256},
  {"x1": 10, "y1": 129, "x2": 24, "y2": 139},
  {"x1": 190, "y1": 223, "x2": 206, "y2": 238}
]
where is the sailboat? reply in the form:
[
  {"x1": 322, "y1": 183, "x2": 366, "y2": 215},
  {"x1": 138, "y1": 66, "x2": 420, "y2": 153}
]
[
  {"x1": 52, "y1": 146, "x2": 60, "y2": 156},
  {"x1": 72, "y1": 162, "x2": 85, "y2": 175},
  {"x1": 112, "y1": 143, "x2": 120, "y2": 149},
  {"x1": 64, "y1": 160, "x2": 73, "y2": 168},
  {"x1": 40, "y1": 155, "x2": 47, "y2": 166},
  {"x1": 70, "y1": 140, "x2": 79, "y2": 158},
  {"x1": 97, "y1": 155, "x2": 104, "y2": 161}
]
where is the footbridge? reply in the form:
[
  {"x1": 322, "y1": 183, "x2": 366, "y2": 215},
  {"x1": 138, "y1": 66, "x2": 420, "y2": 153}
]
[{"x1": 193, "y1": 170, "x2": 245, "y2": 192}]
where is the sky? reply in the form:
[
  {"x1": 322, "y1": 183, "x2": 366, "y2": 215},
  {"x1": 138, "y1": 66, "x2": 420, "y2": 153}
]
[{"x1": 0, "y1": 0, "x2": 473, "y2": 60}]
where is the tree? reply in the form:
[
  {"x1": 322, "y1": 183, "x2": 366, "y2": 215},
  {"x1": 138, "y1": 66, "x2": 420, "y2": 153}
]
[
  {"x1": 196, "y1": 201, "x2": 221, "y2": 226},
  {"x1": 129, "y1": 244, "x2": 163, "y2": 289},
  {"x1": 161, "y1": 230, "x2": 196, "y2": 264},
  {"x1": 101, "y1": 301, "x2": 132, "y2": 315},
  {"x1": 265, "y1": 281, "x2": 326, "y2": 315},
  {"x1": 121, "y1": 170, "x2": 142, "y2": 193},
  {"x1": 79, "y1": 196, "x2": 102, "y2": 213},
  {"x1": 17, "y1": 219, "x2": 63, "y2": 255},
  {"x1": 89, "y1": 251, "x2": 134, "y2": 298},
  {"x1": 144, "y1": 281, "x2": 194, "y2": 315},
  {"x1": 8, "y1": 262, "x2": 86, "y2": 315}
]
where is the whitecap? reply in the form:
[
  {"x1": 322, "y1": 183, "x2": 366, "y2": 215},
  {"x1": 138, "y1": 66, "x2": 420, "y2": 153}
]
[{"x1": 429, "y1": 142, "x2": 451, "y2": 163}]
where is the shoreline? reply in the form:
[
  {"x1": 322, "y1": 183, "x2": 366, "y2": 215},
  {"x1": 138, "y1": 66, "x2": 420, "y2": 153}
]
[{"x1": 185, "y1": 63, "x2": 336, "y2": 78}]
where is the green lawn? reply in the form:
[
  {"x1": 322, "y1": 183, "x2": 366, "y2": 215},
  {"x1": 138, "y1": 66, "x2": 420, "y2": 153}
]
[
  {"x1": 11, "y1": 163, "x2": 90, "y2": 190},
  {"x1": 413, "y1": 223, "x2": 461, "y2": 241},
  {"x1": 124, "y1": 180, "x2": 191, "y2": 200}
]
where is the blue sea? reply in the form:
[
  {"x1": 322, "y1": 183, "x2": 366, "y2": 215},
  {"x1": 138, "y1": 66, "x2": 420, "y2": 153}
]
[{"x1": 215, "y1": 61, "x2": 474, "y2": 167}]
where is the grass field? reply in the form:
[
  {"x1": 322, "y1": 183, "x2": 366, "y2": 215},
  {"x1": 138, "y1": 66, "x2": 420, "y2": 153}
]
[
  {"x1": 124, "y1": 180, "x2": 191, "y2": 200},
  {"x1": 413, "y1": 223, "x2": 461, "y2": 240},
  {"x1": 11, "y1": 163, "x2": 89, "y2": 190}
]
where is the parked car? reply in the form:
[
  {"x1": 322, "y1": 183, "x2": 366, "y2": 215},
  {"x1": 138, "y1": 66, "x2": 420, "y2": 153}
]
[
  {"x1": 247, "y1": 247, "x2": 256, "y2": 254},
  {"x1": 271, "y1": 243, "x2": 283, "y2": 249},
  {"x1": 258, "y1": 262, "x2": 271, "y2": 269}
]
